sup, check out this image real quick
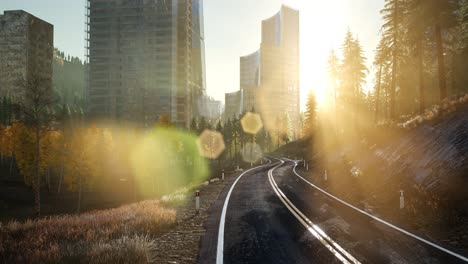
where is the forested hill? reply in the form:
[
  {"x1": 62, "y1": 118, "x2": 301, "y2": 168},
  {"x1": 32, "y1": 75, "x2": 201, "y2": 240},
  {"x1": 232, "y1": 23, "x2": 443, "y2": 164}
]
[{"x1": 53, "y1": 48, "x2": 85, "y2": 111}]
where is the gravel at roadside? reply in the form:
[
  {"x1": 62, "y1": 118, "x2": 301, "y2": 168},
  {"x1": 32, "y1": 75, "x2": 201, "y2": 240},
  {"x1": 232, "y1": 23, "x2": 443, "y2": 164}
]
[{"x1": 152, "y1": 175, "x2": 233, "y2": 264}]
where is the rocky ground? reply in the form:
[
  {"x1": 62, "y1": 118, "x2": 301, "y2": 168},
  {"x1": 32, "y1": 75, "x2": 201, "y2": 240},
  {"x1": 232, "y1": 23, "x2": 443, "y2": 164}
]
[
  {"x1": 293, "y1": 105, "x2": 468, "y2": 256},
  {"x1": 152, "y1": 172, "x2": 238, "y2": 264}
]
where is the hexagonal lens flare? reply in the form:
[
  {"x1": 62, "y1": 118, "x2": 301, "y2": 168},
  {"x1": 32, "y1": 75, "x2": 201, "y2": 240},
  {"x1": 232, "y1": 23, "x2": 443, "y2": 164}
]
[
  {"x1": 241, "y1": 112, "x2": 263, "y2": 135},
  {"x1": 197, "y1": 129, "x2": 226, "y2": 159}
]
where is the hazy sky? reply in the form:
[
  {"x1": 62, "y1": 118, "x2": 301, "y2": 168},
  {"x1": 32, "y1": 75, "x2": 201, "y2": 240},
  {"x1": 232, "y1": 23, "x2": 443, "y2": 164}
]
[{"x1": 1, "y1": 0, "x2": 384, "y2": 110}]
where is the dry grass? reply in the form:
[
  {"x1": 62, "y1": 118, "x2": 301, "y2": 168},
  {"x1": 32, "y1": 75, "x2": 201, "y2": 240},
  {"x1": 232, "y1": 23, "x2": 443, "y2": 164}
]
[{"x1": 0, "y1": 200, "x2": 175, "y2": 263}]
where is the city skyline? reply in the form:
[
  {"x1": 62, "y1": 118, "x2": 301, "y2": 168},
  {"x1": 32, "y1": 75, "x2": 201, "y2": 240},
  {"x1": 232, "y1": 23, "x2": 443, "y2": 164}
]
[{"x1": 0, "y1": 0, "x2": 383, "y2": 110}]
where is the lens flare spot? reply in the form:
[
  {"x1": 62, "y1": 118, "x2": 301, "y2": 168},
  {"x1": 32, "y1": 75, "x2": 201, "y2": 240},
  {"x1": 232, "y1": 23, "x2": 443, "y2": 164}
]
[
  {"x1": 130, "y1": 128, "x2": 208, "y2": 197},
  {"x1": 241, "y1": 112, "x2": 263, "y2": 135},
  {"x1": 196, "y1": 129, "x2": 226, "y2": 159}
]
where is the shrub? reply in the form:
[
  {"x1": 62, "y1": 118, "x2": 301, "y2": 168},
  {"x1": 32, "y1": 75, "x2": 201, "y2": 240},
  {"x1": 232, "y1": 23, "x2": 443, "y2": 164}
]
[
  {"x1": 88, "y1": 235, "x2": 156, "y2": 264},
  {"x1": 0, "y1": 200, "x2": 175, "y2": 263}
]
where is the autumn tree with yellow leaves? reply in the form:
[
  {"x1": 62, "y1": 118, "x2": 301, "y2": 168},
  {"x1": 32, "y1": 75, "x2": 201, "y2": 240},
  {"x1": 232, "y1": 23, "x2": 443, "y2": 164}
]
[{"x1": 64, "y1": 127, "x2": 98, "y2": 213}]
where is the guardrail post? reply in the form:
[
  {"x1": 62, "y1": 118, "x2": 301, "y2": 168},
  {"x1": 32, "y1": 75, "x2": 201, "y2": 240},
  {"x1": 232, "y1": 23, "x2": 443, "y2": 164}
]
[
  {"x1": 196, "y1": 190, "x2": 200, "y2": 213},
  {"x1": 324, "y1": 170, "x2": 328, "y2": 181},
  {"x1": 400, "y1": 190, "x2": 405, "y2": 209}
]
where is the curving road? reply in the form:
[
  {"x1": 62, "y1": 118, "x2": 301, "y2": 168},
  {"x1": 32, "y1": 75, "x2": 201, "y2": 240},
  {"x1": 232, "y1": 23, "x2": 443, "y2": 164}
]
[{"x1": 198, "y1": 158, "x2": 468, "y2": 264}]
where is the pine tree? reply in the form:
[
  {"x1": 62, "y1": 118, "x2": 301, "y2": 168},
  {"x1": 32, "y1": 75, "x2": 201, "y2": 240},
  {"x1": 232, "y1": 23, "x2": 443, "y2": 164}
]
[
  {"x1": 304, "y1": 92, "x2": 317, "y2": 136},
  {"x1": 0, "y1": 97, "x2": 5, "y2": 125},
  {"x1": 190, "y1": 117, "x2": 198, "y2": 133},
  {"x1": 198, "y1": 117, "x2": 207, "y2": 135},
  {"x1": 381, "y1": 0, "x2": 406, "y2": 119},
  {"x1": 327, "y1": 49, "x2": 340, "y2": 123},
  {"x1": 223, "y1": 118, "x2": 232, "y2": 160},
  {"x1": 421, "y1": 0, "x2": 458, "y2": 100},
  {"x1": 340, "y1": 30, "x2": 367, "y2": 125},
  {"x1": 406, "y1": 0, "x2": 429, "y2": 113},
  {"x1": 373, "y1": 37, "x2": 391, "y2": 123}
]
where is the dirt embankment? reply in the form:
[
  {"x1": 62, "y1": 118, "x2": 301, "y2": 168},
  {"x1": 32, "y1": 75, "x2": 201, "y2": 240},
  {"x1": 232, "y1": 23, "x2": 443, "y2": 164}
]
[{"x1": 284, "y1": 105, "x2": 468, "y2": 252}]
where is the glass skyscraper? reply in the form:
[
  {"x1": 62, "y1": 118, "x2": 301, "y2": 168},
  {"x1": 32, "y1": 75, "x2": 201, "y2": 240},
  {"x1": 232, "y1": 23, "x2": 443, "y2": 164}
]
[
  {"x1": 237, "y1": 5, "x2": 300, "y2": 130},
  {"x1": 260, "y1": 5, "x2": 300, "y2": 129}
]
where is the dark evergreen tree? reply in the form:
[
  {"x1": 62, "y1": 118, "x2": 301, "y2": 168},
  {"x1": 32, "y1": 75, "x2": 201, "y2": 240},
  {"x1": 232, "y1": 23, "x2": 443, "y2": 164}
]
[{"x1": 304, "y1": 92, "x2": 317, "y2": 136}]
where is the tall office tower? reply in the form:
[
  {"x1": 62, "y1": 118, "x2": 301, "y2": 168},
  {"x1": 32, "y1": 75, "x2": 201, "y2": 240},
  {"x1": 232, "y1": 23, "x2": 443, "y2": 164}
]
[
  {"x1": 224, "y1": 90, "x2": 242, "y2": 120},
  {"x1": 191, "y1": 0, "x2": 207, "y2": 118},
  {"x1": 0, "y1": 10, "x2": 53, "y2": 102},
  {"x1": 86, "y1": 0, "x2": 206, "y2": 127},
  {"x1": 240, "y1": 49, "x2": 260, "y2": 113},
  {"x1": 259, "y1": 5, "x2": 300, "y2": 129}
]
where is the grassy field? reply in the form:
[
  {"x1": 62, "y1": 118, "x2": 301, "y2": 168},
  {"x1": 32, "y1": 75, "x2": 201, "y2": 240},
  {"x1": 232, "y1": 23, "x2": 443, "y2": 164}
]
[{"x1": 0, "y1": 200, "x2": 176, "y2": 263}]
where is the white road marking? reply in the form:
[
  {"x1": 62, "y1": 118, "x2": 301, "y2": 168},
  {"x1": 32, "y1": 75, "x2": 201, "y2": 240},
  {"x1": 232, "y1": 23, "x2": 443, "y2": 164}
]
[
  {"x1": 268, "y1": 160, "x2": 361, "y2": 264},
  {"x1": 292, "y1": 162, "x2": 468, "y2": 263},
  {"x1": 216, "y1": 161, "x2": 273, "y2": 264}
]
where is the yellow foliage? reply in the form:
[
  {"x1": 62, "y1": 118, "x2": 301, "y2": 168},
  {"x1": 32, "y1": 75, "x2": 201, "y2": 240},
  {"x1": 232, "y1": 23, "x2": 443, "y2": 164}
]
[
  {"x1": 0, "y1": 125, "x2": 14, "y2": 158},
  {"x1": 11, "y1": 124, "x2": 40, "y2": 186},
  {"x1": 64, "y1": 128, "x2": 98, "y2": 192}
]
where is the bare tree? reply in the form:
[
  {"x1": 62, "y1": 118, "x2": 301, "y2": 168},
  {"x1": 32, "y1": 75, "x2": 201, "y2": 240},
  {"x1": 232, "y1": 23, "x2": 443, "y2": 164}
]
[{"x1": 16, "y1": 73, "x2": 56, "y2": 217}]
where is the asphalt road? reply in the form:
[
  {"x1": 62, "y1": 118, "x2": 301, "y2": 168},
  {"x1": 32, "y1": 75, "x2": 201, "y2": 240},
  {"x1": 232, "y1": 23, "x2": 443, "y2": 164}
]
[{"x1": 199, "y1": 159, "x2": 468, "y2": 264}]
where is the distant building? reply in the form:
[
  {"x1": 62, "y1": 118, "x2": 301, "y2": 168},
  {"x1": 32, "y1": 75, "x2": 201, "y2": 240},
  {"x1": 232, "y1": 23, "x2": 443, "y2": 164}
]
[
  {"x1": 0, "y1": 10, "x2": 53, "y2": 102},
  {"x1": 259, "y1": 5, "x2": 300, "y2": 126},
  {"x1": 233, "y1": 5, "x2": 300, "y2": 128},
  {"x1": 225, "y1": 90, "x2": 242, "y2": 120},
  {"x1": 240, "y1": 50, "x2": 260, "y2": 113},
  {"x1": 85, "y1": 0, "x2": 206, "y2": 127},
  {"x1": 191, "y1": 0, "x2": 208, "y2": 118},
  {"x1": 199, "y1": 95, "x2": 222, "y2": 120}
]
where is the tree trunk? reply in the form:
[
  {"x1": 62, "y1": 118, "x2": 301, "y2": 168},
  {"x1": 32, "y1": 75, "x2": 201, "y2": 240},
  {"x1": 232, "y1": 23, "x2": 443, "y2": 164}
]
[
  {"x1": 9, "y1": 155, "x2": 15, "y2": 177},
  {"x1": 46, "y1": 167, "x2": 51, "y2": 193},
  {"x1": 334, "y1": 81, "x2": 338, "y2": 129},
  {"x1": 417, "y1": 39, "x2": 426, "y2": 113},
  {"x1": 57, "y1": 163, "x2": 64, "y2": 193},
  {"x1": 375, "y1": 64, "x2": 383, "y2": 124},
  {"x1": 34, "y1": 126, "x2": 41, "y2": 217},
  {"x1": 390, "y1": 47, "x2": 397, "y2": 120},
  {"x1": 435, "y1": 23, "x2": 447, "y2": 101},
  {"x1": 390, "y1": 0, "x2": 398, "y2": 120},
  {"x1": 77, "y1": 174, "x2": 82, "y2": 214}
]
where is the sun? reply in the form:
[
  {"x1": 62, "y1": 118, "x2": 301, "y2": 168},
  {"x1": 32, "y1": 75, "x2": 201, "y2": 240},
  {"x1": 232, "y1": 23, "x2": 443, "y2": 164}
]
[{"x1": 294, "y1": 0, "x2": 345, "y2": 110}]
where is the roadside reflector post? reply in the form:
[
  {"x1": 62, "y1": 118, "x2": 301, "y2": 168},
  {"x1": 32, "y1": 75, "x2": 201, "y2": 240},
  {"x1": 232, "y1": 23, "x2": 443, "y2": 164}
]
[
  {"x1": 195, "y1": 190, "x2": 200, "y2": 213},
  {"x1": 324, "y1": 170, "x2": 328, "y2": 181},
  {"x1": 251, "y1": 162, "x2": 253, "y2": 167},
  {"x1": 306, "y1": 163, "x2": 309, "y2": 171},
  {"x1": 400, "y1": 190, "x2": 405, "y2": 209},
  {"x1": 303, "y1": 160, "x2": 306, "y2": 168},
  {"x1": 261, "y1": 159, "x2": 263, "y2": 165},
  {"x1": 222, "y1": 170, "x2": 225, "y2": 181}
]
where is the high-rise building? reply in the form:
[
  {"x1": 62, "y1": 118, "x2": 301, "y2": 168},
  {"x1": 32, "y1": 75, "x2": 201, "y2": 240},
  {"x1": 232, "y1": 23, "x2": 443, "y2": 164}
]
[
  {"x1": 224, "y1": 90, "x2": 242, "y2": 120},
  {"x1": 235, "y1": 5, "x2": 299, "y2": 130},
  {"x1": 0, "y1": 10, "x2": 53, "y2": 102},
  {"x1": 240, "y1": 50, "x2": 260, "y2": 113},
  {"x1": 199, "y1": 95, "x2": 222, "y2": 120},
  {"x1": 85, "y1": 0, "x2": 206, "y2": 127},
  {"x1": 259, "y1": 5, "x2": 300, "y2": 128},
  {"x1": 191, "y1": 0, "x2": 207, "y2": 117}
]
